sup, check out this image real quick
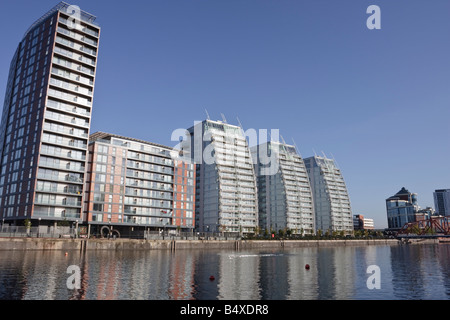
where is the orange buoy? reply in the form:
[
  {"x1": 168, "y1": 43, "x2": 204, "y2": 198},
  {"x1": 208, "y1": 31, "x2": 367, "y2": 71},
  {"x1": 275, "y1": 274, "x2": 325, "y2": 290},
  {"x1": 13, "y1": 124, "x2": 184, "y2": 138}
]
[
  {"x1": 305, "y1": 264, "x2": 310, "y2": 270},
  {"x1": 209, "y1": 276, "x2": 215, "y2": 281}
]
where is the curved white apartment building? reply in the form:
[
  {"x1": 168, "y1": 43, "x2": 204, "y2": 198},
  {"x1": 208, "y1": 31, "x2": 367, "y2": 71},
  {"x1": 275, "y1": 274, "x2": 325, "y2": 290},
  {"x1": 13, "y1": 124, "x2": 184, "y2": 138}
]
[
  {"x1": 182, "y1": 120, "x2": 258, "y2": 234},
  {"x1": 252, "y1": 141, "x2": 315, "y2": 235},
  {"x1": 304, "y1": 155, "x2": 353, "y2": 234}
]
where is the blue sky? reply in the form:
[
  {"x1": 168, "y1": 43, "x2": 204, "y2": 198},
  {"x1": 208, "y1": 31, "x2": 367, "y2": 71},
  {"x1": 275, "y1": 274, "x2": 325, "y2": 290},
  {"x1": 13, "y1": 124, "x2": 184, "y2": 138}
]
[{"x1": 1, "y1": 0, "x2": 449, "y2": 228}]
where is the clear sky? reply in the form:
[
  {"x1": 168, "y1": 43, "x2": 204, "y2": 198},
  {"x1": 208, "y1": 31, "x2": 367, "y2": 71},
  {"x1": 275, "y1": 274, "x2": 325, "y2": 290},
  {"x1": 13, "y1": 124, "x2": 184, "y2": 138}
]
[{"x1": 1, "y1": 0, "x2": 449, "y2": 228}]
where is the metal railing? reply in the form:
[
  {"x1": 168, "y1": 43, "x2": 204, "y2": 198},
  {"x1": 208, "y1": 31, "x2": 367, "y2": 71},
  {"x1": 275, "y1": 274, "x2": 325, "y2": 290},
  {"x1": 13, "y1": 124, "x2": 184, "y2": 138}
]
[
  {"x1": 0, "y1": 226, "x2": 76, "y2": 239},
  {"x1": 143, "y1": 231, "x2": 241, "y2": 241}
]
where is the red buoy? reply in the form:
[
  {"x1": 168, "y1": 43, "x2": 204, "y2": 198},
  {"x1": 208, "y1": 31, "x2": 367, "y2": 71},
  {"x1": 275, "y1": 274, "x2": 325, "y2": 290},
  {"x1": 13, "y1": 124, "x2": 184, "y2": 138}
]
[
  {"x1": 305, "y1": 264, "x2": 310, "y2": 270},
  {"x1": 209, "y1": 276, "x2": 215, "y2": 281}
]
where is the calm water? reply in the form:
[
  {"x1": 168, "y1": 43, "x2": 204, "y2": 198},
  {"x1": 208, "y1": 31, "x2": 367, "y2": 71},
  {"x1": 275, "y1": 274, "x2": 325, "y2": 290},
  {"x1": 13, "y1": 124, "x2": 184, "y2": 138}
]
[{"x1": 0, "y1": 244, "x2": 449, "y2": 300}]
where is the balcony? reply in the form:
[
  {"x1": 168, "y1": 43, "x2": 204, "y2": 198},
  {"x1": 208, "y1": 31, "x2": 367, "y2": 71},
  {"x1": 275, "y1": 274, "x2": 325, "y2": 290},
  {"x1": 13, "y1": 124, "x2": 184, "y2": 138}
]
[
  {"x1": 49, "y1": 78, "x2": 92, "y2": 97},
  {"x1": 34, "y1": 197, "x2": 82, "y2": 207},
  {"x1": 56, "y1": 25, "x2": 98, "y2": 47},
  {"x1": 39, "y1": 161, "x2": 85, "y2": 173},
  {"x1": 33, "y1": 207, "x2": 80, "y2": 219},
  {"x1": 47, "y1": 98, "x2": 90, "y2": 118},
  {"x1": 45, "y1": 107, "x2": 90, "y2": 128},
  {"x1": 47, "y1": 88, "x2": 92, "y2": 109},
  {"x1": 51, "y1": 67, "x2": 93, "y2": 87},
  {"x1": 42, "y1": 136, "x2": 87, "y2": 151},
  {"x1": 58, "y1": 17, "x2": 99, "y2": 38},
  {"x1": 40, "y1": 147, "x2": 86, "y2": 161},
  {"x1": 36, "y1": 185, "x2": 83, "y2": 195},
  {"x1": 53, "y1": 44, "x2": 96, "y2": 67},
  {"x1": 52, "y1": 51, "x2": 95, "y2": 75}
]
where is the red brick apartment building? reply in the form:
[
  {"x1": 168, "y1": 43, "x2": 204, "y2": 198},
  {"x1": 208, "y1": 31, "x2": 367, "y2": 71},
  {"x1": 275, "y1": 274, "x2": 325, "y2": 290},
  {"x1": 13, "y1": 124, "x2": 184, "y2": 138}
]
[{"x1": 85, "y1": 132, "x2": 195, "y2": 238}]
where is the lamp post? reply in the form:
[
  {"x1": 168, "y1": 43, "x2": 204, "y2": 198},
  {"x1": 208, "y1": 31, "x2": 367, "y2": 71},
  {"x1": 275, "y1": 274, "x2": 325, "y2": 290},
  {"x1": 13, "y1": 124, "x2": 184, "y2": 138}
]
[{"x1": 38, "y1": 217, "x2": 41, "y2": 238}]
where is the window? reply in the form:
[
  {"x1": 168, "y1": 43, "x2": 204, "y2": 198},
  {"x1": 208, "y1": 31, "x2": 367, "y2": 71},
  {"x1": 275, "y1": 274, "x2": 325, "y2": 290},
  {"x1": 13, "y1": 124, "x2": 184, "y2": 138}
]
[
  {"x1": 98, "y1": 145, "x2": 109, "y2": 154},
  {"x1": 93, "y1": 203, "x2": 103, "y2": 212},
  {"x1": 96, "y1": 164, "x2": 106, "y2": 172},
  {"x1": 96, "y1": 154, "x2": 107, "y2": 163},
  {"x1": 94, "y1": 172, "x2": 106, "y2": 183},
  {"x1": 94, "y1": 183, "x2": 105, "y2": 192}
]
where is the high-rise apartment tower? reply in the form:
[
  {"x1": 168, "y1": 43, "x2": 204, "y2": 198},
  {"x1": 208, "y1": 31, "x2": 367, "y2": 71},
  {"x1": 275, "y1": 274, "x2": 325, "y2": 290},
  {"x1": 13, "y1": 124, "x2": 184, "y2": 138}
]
[
  {"x1": 433, "y1": 189, "x2": 450, "y2": 217},
  {"x1": 0, "y1": 2, "x2": 100, "y2": 226},
  {"x1": 251, "y1": 141, "x2": 315, "y2": 235},
  {"x1": 181, "y1": 120, "x2": 258, "y2": 234},
  {"x1": 304, "y1": 155, "x2": 353, "y2": 233}
]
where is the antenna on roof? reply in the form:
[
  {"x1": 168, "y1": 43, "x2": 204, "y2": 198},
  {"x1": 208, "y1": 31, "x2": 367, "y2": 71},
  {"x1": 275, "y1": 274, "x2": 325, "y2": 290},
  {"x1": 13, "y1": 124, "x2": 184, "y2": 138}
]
[
  {"x1": 205, "y1": 109, "x2": 211, "y2": 120},
  {"x1": 236, "y1": 116, "x2": 243, "y2": 128},
  {"x1": 220, "y1": 113, "x2": 228, "y2": 123},
  {"x1": 292, "y1": 138, "x2": 302, "y2": 157},
  {"x1": 312, "y1": 149, "x2": 318, "y2": 157},
  {"x1": 280, "y1": 134, "x2": 287, "y2": 145},
  {"x1": 330, "y1": 152, "x2": 339, "y2": 168},
  {"x1": 236, "y1": 116, "x2": 246, "y2": 137}
]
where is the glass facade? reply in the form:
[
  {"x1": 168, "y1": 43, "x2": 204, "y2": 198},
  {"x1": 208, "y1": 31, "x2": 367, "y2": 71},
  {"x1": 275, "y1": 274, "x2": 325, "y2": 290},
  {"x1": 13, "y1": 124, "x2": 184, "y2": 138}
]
[
  {"x1": 433, "y1": 189, "x2": 450, "y2": 217},
  {"x1": 386, "y1": 187, "x2": 420, "y2": 229},
  {"x1": 304, "y1": 156, "x2": 353, "y2": 233},
  {"x1": 183, "y1": 120, "x2": 258, "y2": 234},
  {"x1": 252, "y1": 142, "x2": 315, "y2": 235},
  {"x1": 0, "y1": 3, "x2": 99, "y2": 225}
]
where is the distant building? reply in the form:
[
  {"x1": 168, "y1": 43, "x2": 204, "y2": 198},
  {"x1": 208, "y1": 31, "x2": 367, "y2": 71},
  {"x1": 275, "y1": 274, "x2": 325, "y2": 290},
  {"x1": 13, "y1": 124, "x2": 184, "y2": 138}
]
[
  {"x1": 304, "y1": 155, "x2": 353, "y2": 234},
  {"x1": 386, "y1": 187, "x2": 420, "y2": 229},
  {"x1": 433, "y1": 189, "x2": 450, "y2": 216},
  {"x1": 251, "y1": 141, "x2": 315, "y2": 235},
  {"x1": 416, "y1": 207, "x2": 435, "y2": 220},
  {"x1": 353, "y1": 214, "x2": 374, "y2": 230}
]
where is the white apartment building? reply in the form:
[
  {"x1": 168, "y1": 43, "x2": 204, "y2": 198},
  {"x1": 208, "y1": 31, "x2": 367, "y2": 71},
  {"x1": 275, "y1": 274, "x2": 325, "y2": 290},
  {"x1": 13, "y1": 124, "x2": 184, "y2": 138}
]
[
  {"x1": 252, "y1": 141, "x2": 314, "y2": 235},
  {"x1": 304, "y1": 155, "x2": 353, "y2": 233},
  {"x1": 182, "y1": 120, "x2": 258, "y2": 234}
]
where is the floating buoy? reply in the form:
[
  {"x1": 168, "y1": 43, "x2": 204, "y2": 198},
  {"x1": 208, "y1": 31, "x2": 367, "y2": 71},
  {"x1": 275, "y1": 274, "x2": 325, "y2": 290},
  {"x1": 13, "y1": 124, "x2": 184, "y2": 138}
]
[
  {"x1": 305, "y1": 264, "x2": 310, "y2": 270},
  {"x1": 209, "y1": 275, "x2": 215, "y2": 281}
]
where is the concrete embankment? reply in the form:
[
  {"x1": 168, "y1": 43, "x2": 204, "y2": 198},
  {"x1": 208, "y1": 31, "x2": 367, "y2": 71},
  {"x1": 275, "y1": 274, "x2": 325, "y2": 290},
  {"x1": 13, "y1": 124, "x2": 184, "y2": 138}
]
[{"x1": 0, "y1": 237, "x2": 401, "y2": 251}]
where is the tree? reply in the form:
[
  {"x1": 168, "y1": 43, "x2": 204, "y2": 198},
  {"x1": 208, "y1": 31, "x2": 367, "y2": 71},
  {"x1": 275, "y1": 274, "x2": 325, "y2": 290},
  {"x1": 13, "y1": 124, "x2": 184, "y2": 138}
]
[
  {"x1": 24, "y1": 219, "x2": 32, "y2": 228},
  {"x1": 317, "y1": 229, "x2": 322, "y2": 239},
  {"x1": 286, "y1": 228, "x2": 292, "y2": 238},
  {"x1": 24, "y1": 219, "x2": 32, "y2": 236}
]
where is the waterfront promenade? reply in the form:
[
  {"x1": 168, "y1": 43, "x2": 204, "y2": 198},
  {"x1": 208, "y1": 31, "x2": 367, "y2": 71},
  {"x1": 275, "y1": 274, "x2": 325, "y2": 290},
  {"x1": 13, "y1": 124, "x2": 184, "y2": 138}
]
[{"x1": 0, "y1": 237, "x2": 404, "y2": 251}]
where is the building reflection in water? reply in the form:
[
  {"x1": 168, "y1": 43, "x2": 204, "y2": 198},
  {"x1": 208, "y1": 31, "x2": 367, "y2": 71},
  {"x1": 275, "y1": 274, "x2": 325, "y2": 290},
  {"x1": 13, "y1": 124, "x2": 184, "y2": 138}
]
[
  {"x1": 437, "y1": 245, "x2": 450, "y2": 296},
  {"x1": 1, "y1": 245, "x2": 450, "y2": 300},
  {"x1": 217, "y1": 252, "x2": 262, "y2": 299},
  {"x1": 168, "y1": 250, "x2": 196, "y2": 300},
  {"x1": 285, "y1": 248, "x2": 319, "y2": 300},
  {"x1": 390, "y1": 244, "x2": 450, "y2": 300}
]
